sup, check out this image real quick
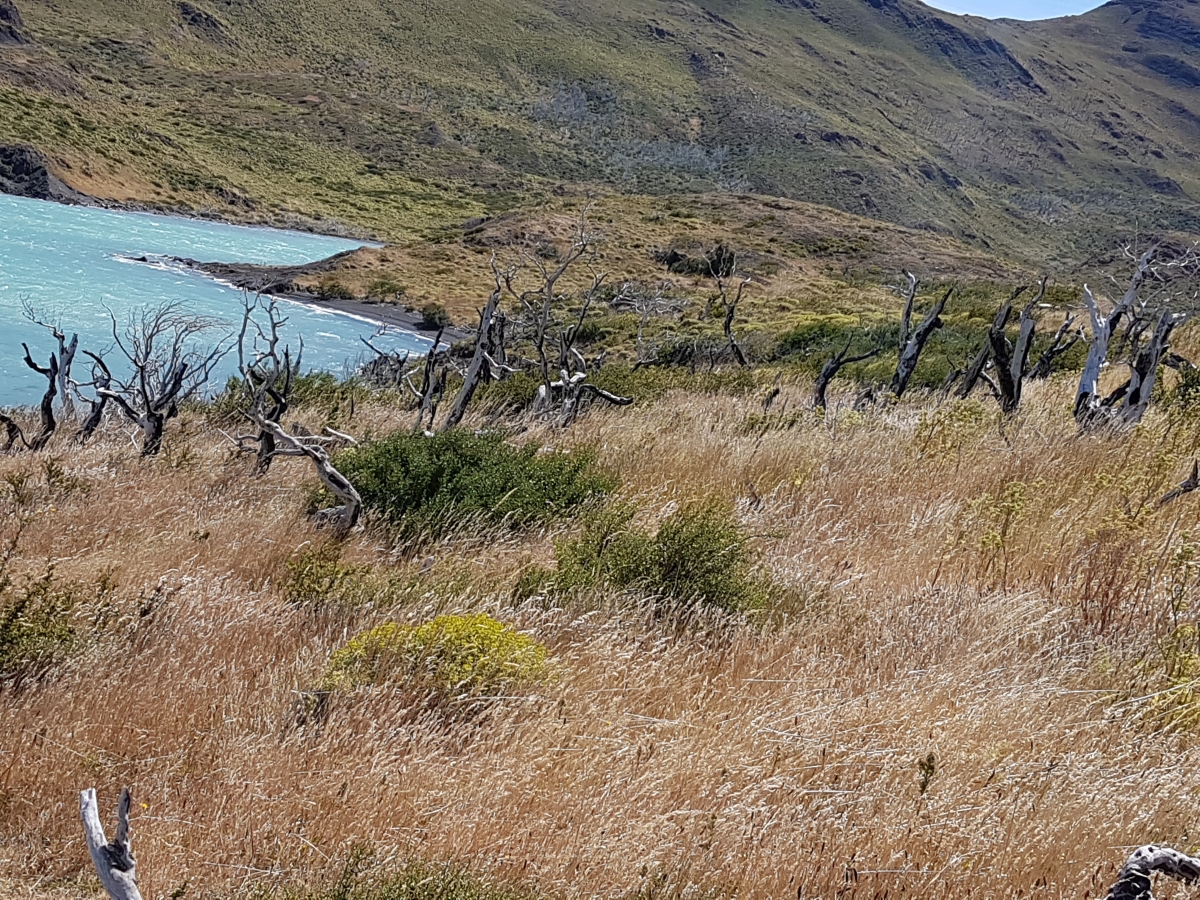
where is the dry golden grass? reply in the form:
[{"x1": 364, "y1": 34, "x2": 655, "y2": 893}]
[{"x1": 4, "y1": 377, "x2": 1200, "y2": 900}]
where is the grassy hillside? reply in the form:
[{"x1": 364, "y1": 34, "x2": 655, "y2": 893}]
[{"x1": 2, "y1": 0, "x2": 1200, "y2": 261}]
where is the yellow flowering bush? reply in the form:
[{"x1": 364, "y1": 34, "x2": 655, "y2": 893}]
[{"x1": 324, "y1": 613, "x2": 550, "y2": 698}]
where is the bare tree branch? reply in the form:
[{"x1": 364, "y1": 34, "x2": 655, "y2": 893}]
[{"x1": 80, "y1": 788, "x2": 142, "y2": 900}]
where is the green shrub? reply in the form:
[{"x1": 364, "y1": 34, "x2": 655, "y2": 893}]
[
  {"x1": 366, "y1": 276, "x2": 406, "y2": 300},
  {"x1": 554, "y1": 501, "x2": 654, "y2": 590},
  {"x1": 323, "y1": 613, "x2": 550, "y2": 697},
  {"x1": 318, "y1": 277, "x2": 355, "y2": 300},
  {"x1": 420, "y1": 302, "x2": 452, "y2": 329},
  {"x1": 336, "y1": 430, "x2": 616, "y2": 538},
  {"x1": 544, "y1": 499, "x2": 768, "y2": 612},
  {"x1": 1173, "y1": 366, "x2": 1200, "y2": 410},
  {"x1": 283, "y1": 545, "x2": 371, "y2": 608},
  {"x1": 280, "y1": 850, "x2": 543, "y2": 900},
  {"x1": 0, "y1": 557, "x2": 119, "y2": 682}
]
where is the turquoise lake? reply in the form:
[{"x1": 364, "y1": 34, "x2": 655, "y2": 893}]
[{"x1": 0, "y1": 193, "x2": 434, "y2": 407}]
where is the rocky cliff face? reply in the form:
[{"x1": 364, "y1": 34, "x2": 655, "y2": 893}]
[
  {"x1": 0, "y1": 145, "x2": 92, "y2": 204},
  {"x1": 0, "y1": 0, "x2": 28, "y2": 43}
]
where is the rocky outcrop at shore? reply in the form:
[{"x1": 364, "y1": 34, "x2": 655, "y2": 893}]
[
  {"x1": 0, "y1": 145, "x2": 93, "y2": 204},
  {"x1": 170, "y1": 250, "x2": 360, "y2": 292}
]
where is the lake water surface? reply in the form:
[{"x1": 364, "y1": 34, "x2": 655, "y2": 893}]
[{"x1": 0, "y1": 194, "x2": 433, "y2": 406}]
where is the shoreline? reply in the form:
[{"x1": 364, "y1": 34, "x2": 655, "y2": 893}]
[
  {"x1": 4, "y1": 146, "x2": 473, "y2": 344},
  {"x1": 0, "y1": 144, "x2": 382, "y2": 243},
  {"x1": 157, "y1": 254, "x2": 472, "y2": 343},
  {"x1": 273, "y1": 290, "x2": 471, "y2": 342}
]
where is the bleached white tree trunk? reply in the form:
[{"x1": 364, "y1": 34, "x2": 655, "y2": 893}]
[{"x1": 80, "y1": 788, "x2": 142, "y2": 900}]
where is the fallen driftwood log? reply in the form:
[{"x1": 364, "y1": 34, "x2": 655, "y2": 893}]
[{"x1": 80, "y1": 788, "x2": 142, "y2": 900}]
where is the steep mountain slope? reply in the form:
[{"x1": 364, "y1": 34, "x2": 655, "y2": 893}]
[{"x1": 0, "y1": 0, "x2": 1197, "y2": 261}]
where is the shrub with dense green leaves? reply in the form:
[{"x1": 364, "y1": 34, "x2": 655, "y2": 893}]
[
  {"x1": 323, "y1": 613, "x2": 550, "y2": 697},
  {"x1": 537, "y1": 499, "x2": 768, "y2": 612},
  {"x1": 336, "y1": 429, "x2": 616, "y2": 537}
]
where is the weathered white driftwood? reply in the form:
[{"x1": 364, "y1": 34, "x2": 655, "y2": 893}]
[
  {"x1": 80, "y1": 788, "x2": 142, "y2": 900},
  {"x1": 1106, "y1": 845, "x2": 1200, "y2": 899}
]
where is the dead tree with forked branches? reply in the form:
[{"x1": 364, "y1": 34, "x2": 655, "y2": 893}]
[
  {"x1": 21, "y1": 301, "x2": 77, "y2": 421},
  {"x1": 1075, "y1": 244, "x2": 1200, "y2": 429},
  {"x1": 253, "y1": 418, "x2": 361, "y2": 533},
  {"x1": 80, "y1": 788, "x2": 141, "y2": 900},
  {"x1": 715, "y1": 268, "x2": 751, "y2": 369},
  {"x1": 1028, "y1": 310, "x2": 1083, "y2": 380},
  {"x1": 499, "y1": 207, "x2": 601, "y2": 403},
  {"x1": 445, "y1": 263, "x2": 506, "y2": 430},
  {"x1": 891, "y1": 272, "x2": 952, "y2": 398},
  {"x1": 0, "y1": 344, "x2": 59, "y2": 451},
  {"x1": 95, "y1": 302, "x2": 232, "y2": 456},
  {"x1": 74, "y1": 351, "x2": 112, "y2": 444},
  {"x1": 609, "y1": 280, "x2": 686, "y2": 370},
  {"x1": 232, "y1": 294, "x2": 303, "y2": 474},
  {"x1": 813, "y1": 336, "x2": 883, "y2": 411},
  {"x1": 486, "y1": 217, "x2": 633, "y2": 426}
]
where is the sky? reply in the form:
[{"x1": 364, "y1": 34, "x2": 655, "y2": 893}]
[{"x1": 924, "y1": 0, "x2": 1102, "y2": 18}]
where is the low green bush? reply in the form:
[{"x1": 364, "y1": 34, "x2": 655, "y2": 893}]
[
  {"x1": 323, "y1": 613, "x2": 550, "y2": 697},
  {"x1": 318, "y1": 277, "x2": 355, "y2": 300},
  {"x1": 420, "y1": 302, "x2": 452, "y2": 329},
  {"x1": 283, "y1": 545, "x2": 372, "y2": 608},
  {"x1": 336, "y1": 429, "x2": 616, "y2": 538},
  {"x1": 538, "y1": 499, "x2": 768, "y2": 612},
  {"x1": 280, "y1": 850, "x2": 543, "y2": 900},
  {"x1": 0, "y1": 557, "x2": 119, "y2": 682}
]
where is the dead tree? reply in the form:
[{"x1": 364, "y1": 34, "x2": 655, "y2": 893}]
[
  {"x1": 0, "y1": 344, "x2": 59, "y2": 451},
  {"x1": 75, "y1": 351, "x2": 112, "y2": 444},
  {"x1": 410, "y1": 328, "x2": 448, "y2": 433},
  {"x1": 956, "y1": 285, "x2": 1030, "y2": 401},
  {"x1": 537, "y1": 271, "x2": 633, "y2": 426},
  {"x1": 1106, "y1": 845, "x2": 1200, "y2": 899},
  {"x1": 444, "y1": 271, "x2": 504, "y2": 430},
  {"x1": 1028, "y1": 312, "x2": 1081, "y2": 380},
  {"x1": 97, "y1": 302, "x2": 231, "y2": 456},
  {"x1": 233, "y1": 295, "x2": 301, "y2": 474},
  {"x1": 359, "y1": 329, "x2": 410, "y2": 390},
  {"x1": 891, "y1": 274, "x2": 952, "y2": 398},
  {"x1": 1113, "y1": 309, "x2": 1185, "y2": 423},
  {"x1": 1073, "y1": 244, "x2": 1200, "y2": 428},
  {"x1": 1075, "y1": 247, "x2": 1157, "y2": 424},
  {"x1": 256, "y1": 418, "x2": 361, "y2": 534},
  {"x1": 22, "y1": 301, "x2": 77, "y2": 421},
  {"x1": 714, "y1": 268, "x2": 751, "y2": 368},
  {"x1": 988, "y1": 280, "x2": 1045, "y2": 414},
  {"x1": 80, "y1": 788, "x2": 142, "y2": 900},
  {"x1": 813, "y1": 336, "x2": 882, "y2": 410},
  {"x1": 501, "y1": 207, "x2": 599, "y2": 402},
  {"x1": 610, "y1": 281, "x2": 686, "y2": 369}
]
